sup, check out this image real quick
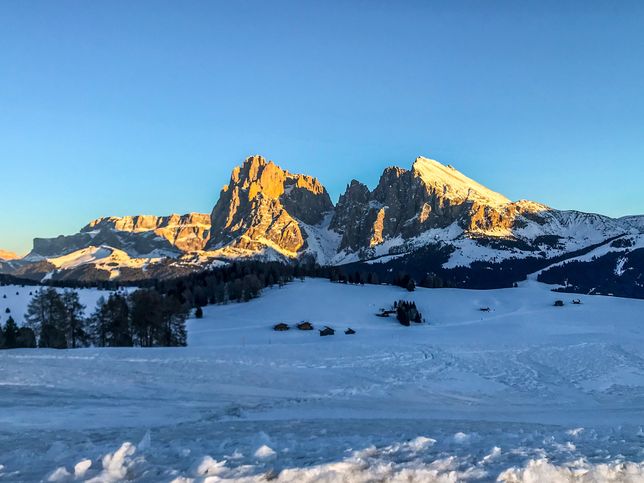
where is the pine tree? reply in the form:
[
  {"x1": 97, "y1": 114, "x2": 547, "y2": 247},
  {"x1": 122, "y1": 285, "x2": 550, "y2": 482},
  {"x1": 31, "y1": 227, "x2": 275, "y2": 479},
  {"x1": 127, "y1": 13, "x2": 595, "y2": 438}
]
[
  {"x1": 39, "y1": 324, "x2": 67, "y2": 349},
  {"x1": 90, "y1": 296, "x2": 109, "y2": 347},
  {"x1": 90, "y1": 293, "x2": 132, "y2": 347},
  {"x1": 107, "y1": 293, "x2": 132, "y2": 347},
  {"x1": 160, "y1": 295, "x2": 188, "y2": 346},
  {"x1": 195, "y1": 306, "x2": 203, "y2": 319},
  {"x1": 61, "y1": 290, "x2": 88, "y2": 348},
  {"x1": 3, "y1": 316, "x2": 18, "y2": 348},
  {"x1": 129, "y1": 289, "x2": 163, "y2": 347},
  {"x1": 16, "y1": 327, "x2": 36, "y2": 348},
  {"x1": 25, "y1": 287, "x2": 66, "y2": 342}
]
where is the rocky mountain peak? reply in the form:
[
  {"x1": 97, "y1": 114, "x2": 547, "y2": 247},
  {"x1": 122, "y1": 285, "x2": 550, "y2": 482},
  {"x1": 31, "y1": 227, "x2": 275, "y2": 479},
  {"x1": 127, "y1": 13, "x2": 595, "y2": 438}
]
[
  {"x1": 82, "y1": 213, "x2": 210, "y2": 234},
  {"x1": 30, "y1": 213, "x2": 211, "y2": 259},
  {"x1": 331, "y1": 156, "x2": 523, "y2": 252},
  {"x1": 207, "y1": 156, "x2": 333, "y2": 254},
  {"x1": 411, "y1": 157, "x2": 511, "y2": 207}
]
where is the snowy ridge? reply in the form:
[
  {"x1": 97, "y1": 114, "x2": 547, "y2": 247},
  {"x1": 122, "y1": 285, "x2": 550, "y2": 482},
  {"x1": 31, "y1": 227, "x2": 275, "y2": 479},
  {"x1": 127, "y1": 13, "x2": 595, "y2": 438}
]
[
  {"x1": 3, "y1": 155, "x2": 643, "y2": 282},
  {"x1": 412, "y1": 157, "x2": 511, "y2": 207}
]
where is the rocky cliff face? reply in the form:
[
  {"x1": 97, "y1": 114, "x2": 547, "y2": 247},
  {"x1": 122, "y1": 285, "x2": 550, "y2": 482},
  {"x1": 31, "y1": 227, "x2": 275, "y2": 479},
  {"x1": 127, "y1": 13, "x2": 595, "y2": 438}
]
[
  {"x1": 83, "y1": 213, "x2": 211, "y2": 252},
  {"x1": 207, "y1": 155, "x2": 333, "y2": 255},
  {"x1": 31, "y1": 213, "x2": 211, "y2": 258},
  {"x1": 330, "y1": 157, "x2": 528, "y2": 252},
  {"x1": 4, "y1": 154, "x2": 642, "y2": 286}
]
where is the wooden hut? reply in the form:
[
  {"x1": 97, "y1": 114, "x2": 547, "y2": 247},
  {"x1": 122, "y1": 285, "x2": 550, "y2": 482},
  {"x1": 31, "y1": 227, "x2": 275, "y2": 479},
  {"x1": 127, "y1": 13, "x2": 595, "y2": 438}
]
[
  {"x1": 319, "y1": 326, "x2": 335, "y2": 336},
  {"x1": 273, "y1": 323, "x2": 290, "y2": 331}
]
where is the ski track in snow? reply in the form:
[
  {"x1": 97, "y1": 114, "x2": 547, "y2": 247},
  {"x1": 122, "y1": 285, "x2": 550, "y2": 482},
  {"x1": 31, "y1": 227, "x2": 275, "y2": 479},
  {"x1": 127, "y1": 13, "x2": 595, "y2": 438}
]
[{"x1": 1, "y1": 280, "x2": 644, "y2": 481}]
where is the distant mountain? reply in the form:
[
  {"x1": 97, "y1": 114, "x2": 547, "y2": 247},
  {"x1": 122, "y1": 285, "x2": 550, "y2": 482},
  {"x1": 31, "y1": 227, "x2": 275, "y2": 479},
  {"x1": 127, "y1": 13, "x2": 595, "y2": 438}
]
[
  {"x1": 29, "y1": 213, "x2": 211, "y2": 259},
  {"x1": 0, "y1": 249, "x2": 19, "y2": 261},
  {"x1": 2, "y1": 154, "x2": 642, "y2": 297}
]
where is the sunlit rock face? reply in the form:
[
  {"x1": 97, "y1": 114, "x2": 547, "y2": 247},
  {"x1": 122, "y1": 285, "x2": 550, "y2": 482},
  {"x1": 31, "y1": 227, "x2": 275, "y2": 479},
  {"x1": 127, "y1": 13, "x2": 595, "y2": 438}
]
[
  {"x1": 31, "y1": 213, "x2": 211, "y2": 258},
  {"x1": 83, "y1": 214, "x2": 211, "y2": 253},
  {"x1": 207, "y1": 155, "x2": 333, "y2": 254},
  {"x1": 5, "y1": 153, "x2": 642, "y2": 286},
  {"x1": 0, "y1": 249, "x2": 19, "y2": 261},
  {"x1": 330, "y1": 158, "x2": 519, "y2": 251}
]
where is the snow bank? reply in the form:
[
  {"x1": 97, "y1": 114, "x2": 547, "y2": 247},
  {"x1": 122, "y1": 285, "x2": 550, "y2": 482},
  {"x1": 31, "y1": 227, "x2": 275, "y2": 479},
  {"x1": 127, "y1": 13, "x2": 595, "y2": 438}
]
[
  {"x1": 42, "y1": 435, "x2": 644, "y2": 483},
  {"x1": 498, "y1": 458, "x2": 644, "y2": 483}
]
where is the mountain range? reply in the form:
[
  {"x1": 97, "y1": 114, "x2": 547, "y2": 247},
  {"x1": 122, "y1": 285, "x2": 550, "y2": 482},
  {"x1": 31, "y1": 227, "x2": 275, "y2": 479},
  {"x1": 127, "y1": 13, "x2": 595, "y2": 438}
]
[{"x1": 2, "y1": 155, "x2": 642, "y2": 297}]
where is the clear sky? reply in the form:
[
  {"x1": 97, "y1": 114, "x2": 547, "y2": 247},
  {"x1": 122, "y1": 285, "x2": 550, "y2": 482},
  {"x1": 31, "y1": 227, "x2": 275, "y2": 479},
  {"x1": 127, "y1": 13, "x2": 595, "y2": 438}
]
[{"x1": 1, "y1": 1, "x2": 643, "y2": 255}]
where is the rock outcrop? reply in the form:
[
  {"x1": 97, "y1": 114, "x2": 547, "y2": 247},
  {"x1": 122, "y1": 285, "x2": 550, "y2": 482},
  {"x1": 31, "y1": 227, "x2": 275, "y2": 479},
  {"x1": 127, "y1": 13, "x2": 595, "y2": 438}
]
[
  {"x1": 31, "y1": 213, "x2": 211, "y2": 258},
  {"x1": 330, "y1": 157, "x2": 517, "y2": 251},
  {"x1": 83, "y1": 213, "x2": 211, "y2": 252},
  {"x1": 4, "y1": 153, "x2": 642, "y2": 286},
  {"x1": 207, "y1": 155, "x2": 333, "y2": 255}
]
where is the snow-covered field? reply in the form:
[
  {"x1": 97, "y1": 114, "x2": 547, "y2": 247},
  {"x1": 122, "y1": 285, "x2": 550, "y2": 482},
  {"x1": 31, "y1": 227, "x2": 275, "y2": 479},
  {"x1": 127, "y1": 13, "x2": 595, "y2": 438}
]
[{"x1": 1, "y1": 280, "x2": 644, "y2": 482}]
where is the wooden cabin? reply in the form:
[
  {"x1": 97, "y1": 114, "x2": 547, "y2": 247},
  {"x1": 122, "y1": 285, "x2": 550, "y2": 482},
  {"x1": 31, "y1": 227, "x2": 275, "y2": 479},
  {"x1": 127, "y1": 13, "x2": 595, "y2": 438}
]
[
  {"x1": 273, "y1": 323, "x2": 290, "y2": 331},
  {"x1": 319, "y1": 326, "x2": 335, "y2": 336},
  {"x1": 297, "y1": 321, "x2": 314, "y2": 330},
  {"x1": 345, "y1": 328, "x2": 356, "y2": 335}
]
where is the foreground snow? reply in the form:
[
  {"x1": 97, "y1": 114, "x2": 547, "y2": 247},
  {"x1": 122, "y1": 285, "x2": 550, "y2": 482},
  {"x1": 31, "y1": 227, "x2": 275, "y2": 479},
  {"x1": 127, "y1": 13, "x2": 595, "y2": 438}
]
[{"x1": 1, "y1": 279, "x2": 644, "y2": 481}]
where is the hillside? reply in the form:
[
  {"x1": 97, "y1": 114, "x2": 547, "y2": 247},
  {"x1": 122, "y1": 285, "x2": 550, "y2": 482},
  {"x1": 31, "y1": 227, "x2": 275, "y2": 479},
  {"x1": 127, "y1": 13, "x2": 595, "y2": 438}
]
[{"x1": 1, "y1": 279, "x2": 644, "y2": 480}]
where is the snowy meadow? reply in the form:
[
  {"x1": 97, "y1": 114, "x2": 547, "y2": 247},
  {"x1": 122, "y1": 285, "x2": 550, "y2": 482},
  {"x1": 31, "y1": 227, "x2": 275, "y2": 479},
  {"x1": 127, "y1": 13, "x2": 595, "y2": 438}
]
[{"x1": 1, "y1": 279, "x2": 644, "y2": 482}]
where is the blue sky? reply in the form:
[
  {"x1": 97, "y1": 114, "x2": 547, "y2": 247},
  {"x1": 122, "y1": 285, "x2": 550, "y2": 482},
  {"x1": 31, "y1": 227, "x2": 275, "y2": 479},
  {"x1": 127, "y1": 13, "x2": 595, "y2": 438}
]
[{"x1": 1, "y1": 1, "x2": 643, "y2": 254}]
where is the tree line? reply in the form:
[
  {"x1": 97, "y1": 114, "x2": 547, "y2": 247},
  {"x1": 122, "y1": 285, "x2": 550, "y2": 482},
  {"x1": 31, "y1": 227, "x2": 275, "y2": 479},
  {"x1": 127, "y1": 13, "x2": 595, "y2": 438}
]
[
  {"x1": 1, "y1": 259, "x2": 441, "y2": 350},
  {"x1": 0, "y1": 286, "x2": 188, "y2": 350}
]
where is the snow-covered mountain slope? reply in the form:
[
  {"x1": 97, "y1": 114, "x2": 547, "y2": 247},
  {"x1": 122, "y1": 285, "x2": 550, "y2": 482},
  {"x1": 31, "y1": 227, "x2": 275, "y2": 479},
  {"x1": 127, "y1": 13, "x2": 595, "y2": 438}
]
[
  {"x1": 2, "y1": 279, "x2": 644, "y2": 481},
  {"x1": 412, "y1": 157, "x2": 511, "y2": 207},
  {"x1": 2, "y1": 154, "x2": 642, "y2": 291},
  {"x1": 28, "y1": 212, "x2": 210, "y2": 260}
]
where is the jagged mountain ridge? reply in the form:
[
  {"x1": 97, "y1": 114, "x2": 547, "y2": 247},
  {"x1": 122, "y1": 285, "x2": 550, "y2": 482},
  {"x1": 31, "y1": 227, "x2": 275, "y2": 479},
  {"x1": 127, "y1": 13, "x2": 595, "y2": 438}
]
[
  {"x1": 2, "y1": 155, "x2": 642, "y2": 290},
  {"x1": 29, "y1": 213, "x2": 211, "y2": 259}
]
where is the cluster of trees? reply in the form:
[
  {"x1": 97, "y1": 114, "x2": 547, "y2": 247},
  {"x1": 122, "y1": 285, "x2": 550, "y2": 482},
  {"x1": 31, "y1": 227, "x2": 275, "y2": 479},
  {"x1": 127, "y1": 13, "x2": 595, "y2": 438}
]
[
  {"x1": 24, "y1": 287, "x2": 88, "y2": 349},
  {"x1": 395, "y1": 300, "x2": 423, "y2": 326},
  {"x1": 36, "y1": 258, "x2": 444, "y2": 304},
  {"x1": 0, "y1": 286, "x2": 189, "y2": 350},
  {"x1": 153, "y1": 261, "x2": 334, "y2": 307},
  {"x1": 330, "y1": 270, "x2": 380, "y2": 285},
  {"x1": 91, "y1": 290, "x2": 187, "y2": 347},
  {"x1": 1, "y1": 262, "x2": 338, "y2": 351},
  {"x1": 0, "y1": 316, "x2": 36, "y2": 349}
]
